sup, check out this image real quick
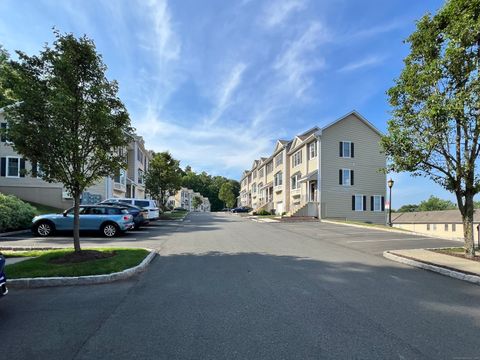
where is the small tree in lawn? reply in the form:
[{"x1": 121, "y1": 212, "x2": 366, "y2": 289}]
[
  {"x1": 218, "y1": 181, "x2": 236, "y2": 208},
  {"x1": 145, "y1": 151, "x2": 182, "y2": 209},
  {"x1": 381, "y1": 0, "x2": 480, "y2": 258},
  {"x1": 1, "y1": 32, "x2": 133, "y2": 253},
  {"x1": 192, "y1": 196, "x2": 203, "y2": 211}
]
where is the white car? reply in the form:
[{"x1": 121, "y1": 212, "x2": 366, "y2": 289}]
[{"x1": 102, "y1": 198, "x2": 160, "y2": 220}]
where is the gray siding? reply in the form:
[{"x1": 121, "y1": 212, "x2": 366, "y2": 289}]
[{"x1": 320, "y1": 113, "x2": 386, "y2": 224}]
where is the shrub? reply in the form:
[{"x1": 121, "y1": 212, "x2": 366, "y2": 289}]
[
  {"x1": 0, "y1": 194, "x2": 37, "y2": 232},
  {"x1": 257, "y1": 210, "x2": 271, "y2": 216},
  {"x1": 270, "y1": 209, "x2": 276, "y2": 215}
]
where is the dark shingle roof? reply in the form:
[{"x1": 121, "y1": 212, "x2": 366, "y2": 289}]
[{"x1": 392, "y1": 209, "x2": 480, "y2": 224}]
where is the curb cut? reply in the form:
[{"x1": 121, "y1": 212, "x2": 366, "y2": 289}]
[
  {"x1": 383, "y1": 250, "x2": 480, "y2": 285},
  {"x1": 7, "y1": 249, "x2": 157, "y2": 288},
  {"x1": 0, "y1": 229, "x2": 30, "y2": 238}
]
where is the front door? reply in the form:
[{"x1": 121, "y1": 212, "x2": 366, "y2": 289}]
[
  {"x1": 276, "y1": 201, "x2": 284, "y2": 215},
  {"x1": 310, "y1": 181, "x2": 317, "y2": 202}
]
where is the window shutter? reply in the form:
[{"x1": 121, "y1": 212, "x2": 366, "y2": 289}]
[
  {"x1": 339, "y1": 142, "x2": 343, "y2": 157},
  {"x1": 0, "y1": 123, "x2": 6, "y2": 142},
  {"x1": 381, "y1": 196, "x2": 385, "y2": 211},
  {"x1": 20, "y1": 158, "x2": 26, "y2": 177},
  {"x1": 363, "y1": 196, "x2": 366, "y2": 211},
  {"x1": 351, "y1": 143, "x2": 354, "y2": 158},
  {"x1": 370, "y1": 196, "x2": 374, "y2": 211},
  {"x1": 339, "y1": 169, "x2": 343, "y2": 185},
  {"x1": 0, "y1": 157, "x2": 5, "y2": 176},
  {"x1": 352, "y1": 195, "x2": 355, "y2": 211},
  {"x1": 350, "y1": 170, "x2": 354, "y2": 185}
]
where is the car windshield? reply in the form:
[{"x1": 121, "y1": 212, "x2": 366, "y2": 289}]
[{"x1": 134, "y1": 200, "x2": 150, "y2": 208}]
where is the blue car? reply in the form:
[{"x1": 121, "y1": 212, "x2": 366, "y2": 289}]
[
  {"x1": 31, "y1": 205, "x2": 135, "y2": 238},
  {"x1": 0, "y1": 254, "x2": 7, "y2": 298}
]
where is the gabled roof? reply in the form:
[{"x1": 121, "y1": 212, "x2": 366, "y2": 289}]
[
  {"x1": 273, "y1": 139, "x2": 288, "y2": 154},
  {"x1": 392, "y1": 209, "x2": 479, "y2": 224},
  {"x1": 322, "y1": 110, "x2": 383, "y2": 137},
  {"x1": 298, "y1": 126, "x2": 320, "y2": 140}
]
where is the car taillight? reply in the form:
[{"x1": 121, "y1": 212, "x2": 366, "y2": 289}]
[{"x1": 123, "y1": 215, "x2": 131, "y2": 221}]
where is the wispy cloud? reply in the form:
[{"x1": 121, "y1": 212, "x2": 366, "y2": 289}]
[
  {"x1": 338, "y1": 55, "x2": 386, "y2": 72},
  {"x1": 204, "y1": 62, "x2": 247, "y2": 126},
  {"x1": 349, "y1": 19, "x2": 406, "y2": 39},
  {"x1": 141, "y1": 0, "x2": 181, "y2": 61},
  {"x1": 273, "y1": 21, "x2": 327, "y2": 98},
  {"x1": 263, "y1": 0, "x2": 306, "y2": 28}
]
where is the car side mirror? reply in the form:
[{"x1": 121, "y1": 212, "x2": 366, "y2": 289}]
[{"x1": 63, "y1": 210, "x2": 68, "y2": 217}]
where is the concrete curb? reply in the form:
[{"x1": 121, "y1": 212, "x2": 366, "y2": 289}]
[
  {"x1": 383, "y1": 250, "x2": 480, "y2": 285},
  {"x1": 0, "y1": 229, "x2": 30, "y2": 237},
  {"x1": 6, "y1": 248, "x2": 157, "y2": 288}
]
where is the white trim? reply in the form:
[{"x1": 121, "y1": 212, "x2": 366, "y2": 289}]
[
  {"x1": 6, "y1": 156, "x2": 20, "y2": 178},
  {"x1": 341, "y1": 168, "x2": 351, "y2": 187},
  {"x1": 341, "y1": 141, "x2": 352, "y2": 158},
  {"x1": 292, "y1": 150, "x2": 302, "y2": 168}
]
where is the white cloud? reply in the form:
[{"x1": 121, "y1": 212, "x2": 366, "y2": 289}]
[
  {"x1": 141, "y1": 0, "x2": 181, "y2": 61},
  {"x1": 204, "y1": 62, "x2": 247, "y2": 126},
  {"x1": 263, "y1": 0, "x2": 306, "y2": 28},
  {"x1": 273, "y1": 21, "x2": 327, "y2": 98},
  {"x1": 338, "y1": 55, "x2": 385, "y2": 73}
]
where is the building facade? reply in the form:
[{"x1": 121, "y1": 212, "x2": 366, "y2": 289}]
[
  {"x1": 240, "y1": 111, "x2": 387, "y2": 224},
  {"x1": 0, "y1": 109, "x2": 151, "y2": 209}
]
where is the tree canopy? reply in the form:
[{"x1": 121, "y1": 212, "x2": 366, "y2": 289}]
[
  {"x1": 381, "y1": 0, "x2": 480, "y2": 257},
  {"x1": 144, "y1": 151, "x2": 183, "y2": 208},
  {"x1": 1, "y1": 32, "x2": 133, "y2": 251},
  {"x1": 218, "y1": 181, "x2": 237, "y2": 208}
]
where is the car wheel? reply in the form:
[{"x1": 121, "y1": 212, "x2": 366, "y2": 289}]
[
  {"x1": 35, "y1": 221, "x2": 54, "y2": 237},
  {"x1": 102, "y1": 223, "x2": 118, "y2": 238}
]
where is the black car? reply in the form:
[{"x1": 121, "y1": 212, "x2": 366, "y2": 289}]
[
  {"x1": 231, "y1": 206, "x2": 251, "y2": 213},
  {"x1": 100, "y1": 202, "x2": 149, "y2": 230}
]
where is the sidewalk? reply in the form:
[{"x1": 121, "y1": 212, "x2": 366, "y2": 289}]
[{"x1": 384, "y1": 248, "x2": 480, "y2": 285}]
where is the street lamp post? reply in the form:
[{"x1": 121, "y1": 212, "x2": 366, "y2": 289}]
[{"x1": 387, "y1": 178, "x2": 394, "y2": 227}]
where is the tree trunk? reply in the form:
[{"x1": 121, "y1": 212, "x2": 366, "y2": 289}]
[
  {"x1": 462, "y1": 194, "x2": 475, "y2": 259},
  {"x1": 73, "y1": 193, "x2": 81, "y2": 253}
]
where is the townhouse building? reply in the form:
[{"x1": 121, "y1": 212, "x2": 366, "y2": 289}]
[
  {"x1": 240, "y1": 111, "x2": 386, "y2": 224},
  {"x1": 0, "y1": 109, "x2": 151, "y2": 209},
  {"x1": 167, "y1": 187, "x2": 210, "y2": 212}
]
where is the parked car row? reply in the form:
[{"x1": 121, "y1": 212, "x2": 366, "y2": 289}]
[
  {"x1": 230, "y1": 206, "x2": 252, "y2": 213},
  {"x1": 31, "y1": 198, "x2": 161, "y2": 238}
]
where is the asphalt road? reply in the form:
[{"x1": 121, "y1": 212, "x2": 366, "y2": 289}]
[{"x1": 1, "y1": 213, "x2": 479, "y2": 359}]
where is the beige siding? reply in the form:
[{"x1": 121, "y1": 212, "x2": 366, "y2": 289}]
[
  {"x1": 320, "y1": 113, "x2": 386, "y2": 224},
  {"x1": 393, "y1": 222, "x2": 471, "y2": 242}
]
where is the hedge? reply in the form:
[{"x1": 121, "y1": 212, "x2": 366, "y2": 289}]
[{"x1": 0, "y1": 194, "x2": 37, "y2": 233}]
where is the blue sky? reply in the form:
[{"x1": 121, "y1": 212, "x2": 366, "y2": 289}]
[{"x1": 0, "y1": 0, "x2": 454, "y2": 207}]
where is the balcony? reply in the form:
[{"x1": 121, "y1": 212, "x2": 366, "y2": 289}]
[{"x1": 274, "y1": 185, "x2": 283, "y2": 193}]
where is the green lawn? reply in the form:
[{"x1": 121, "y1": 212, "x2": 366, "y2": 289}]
[
  {"x1": 5, "y1": 248, "x2": 149, "y2": 279},
  {"x1": 25, "y1": 201, "x2": 64, "y2": 215},
  {"x1": 2, "y1": 250, "x2": 47, "y2": 258}
]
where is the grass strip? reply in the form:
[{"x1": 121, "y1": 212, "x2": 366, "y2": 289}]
[{"x1": 5, "y1": 248, "x2": 149, "y2": 279}]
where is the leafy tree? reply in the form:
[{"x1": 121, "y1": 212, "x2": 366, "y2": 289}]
[
  {"x1": 192, "y1": 195, "x2": 203, "y2": 210},
  {"x1": 218, "y1": 181, "x2": 236, "y2": 208},
  {"x1": 381, "y1": 0, "x2": 480, "y2": 258},
  {"x1": 1, "y1": 32, "x2": 132, "y2": 252},
  {"x1": 0, "y1": 45, "x2": 15, "y2": 108},
  {"x1": 145, "y1": 151, "x2": 183, "y2": 209},
  {"x1": 396, "y1": 204, "x2": 419, "y2": 213},
  {"x1": 417, "y1": 196, "x2": 456, "y2": 212},
  {"x1": 474, "y1": 200, "x2": 480, "y2": 209}
]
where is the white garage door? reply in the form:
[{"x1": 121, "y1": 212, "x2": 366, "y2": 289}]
[{"x1": 276, "y1": 201, "x2": 284, "y2": 215}]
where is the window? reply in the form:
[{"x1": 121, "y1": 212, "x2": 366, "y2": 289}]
[
  {"x1": 444, "y1": 224, "x2": 449, "y2": 231},
  {"x1": 7, "y1": 157, "x2": 20, "y2": 177},
  {"x1": 339, "y1": 141, "x2": 354, "y2": 158},
  {"x1": 371, "y1": 195, "x2": 384, "y2": 212},
  {"x1": 339, "y1": 169, "x2": 354, "y2": 186},
  {"x1": 308, "y1": 141, "x2": 317, "y2": 159},
  {"x1": 266, "y1": 161, "x2": 273, "y2": 174},
  {"x1": 452, "y1": 223, "x2": 456, "y2": 232},
  {"x1": 134, "y1": 200, "x2": 150, "y2": 208},
  {"x1": 275, "y1": 154, "x2": 283, "y2": 167},
  {"x1": 427, "y1": 224, "x2": 430, "y2": 231},
  {"x1": 114, "y1": 169, "x2": 126, "y2": 185},
  {"x1": 258, "y1": 167, "x2": 264, "y2": 178},
  {"x1": 274, "y1": 171, "x2": 283, "y2": 187},
  {"x1": 291, "y1": 174, "x2": 299, "y2": 190},
  {"x1": 138, "y1": 169, "x2": 144, "y2": 184},
  {"x1": 252, "y1": 183, "x2": 257, "y2": 193},
  {"x1": 253, "y1": 170, "x2": 257, "y2": 178},
  {"x1": 137, "y1": 149, "x2": 144, "y2": 164},
  {"x1": 292, "y1": 150, "x2": 302, "y2": 167},
  {"x1": 352, "y1": 194, "x2": 365, "y2": 211}
]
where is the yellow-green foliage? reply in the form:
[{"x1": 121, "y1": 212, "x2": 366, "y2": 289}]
[{"x1": 0, "y1": 194, "x2": 36, "y2": 232}]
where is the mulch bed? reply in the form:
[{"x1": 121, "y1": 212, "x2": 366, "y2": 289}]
[{"x1": 49, "y1": 250, "x2": 116, "y2": 264}]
